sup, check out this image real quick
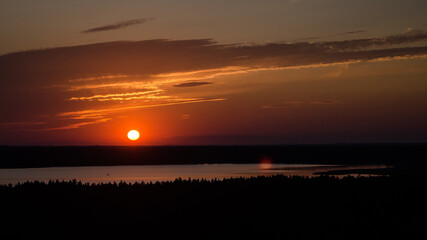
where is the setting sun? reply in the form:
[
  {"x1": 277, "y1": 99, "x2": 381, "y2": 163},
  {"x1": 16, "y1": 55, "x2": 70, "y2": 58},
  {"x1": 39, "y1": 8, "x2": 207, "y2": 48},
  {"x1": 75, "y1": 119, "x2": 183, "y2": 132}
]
[{"x1": 127, "y1": 130, "x2": 140, "y2": 141}]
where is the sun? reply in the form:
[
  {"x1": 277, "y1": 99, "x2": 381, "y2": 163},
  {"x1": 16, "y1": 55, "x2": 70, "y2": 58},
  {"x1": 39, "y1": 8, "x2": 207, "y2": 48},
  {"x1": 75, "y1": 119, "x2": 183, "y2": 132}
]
[{"x1": 127, "y1": 130, "x2": 140, "y2": 141}]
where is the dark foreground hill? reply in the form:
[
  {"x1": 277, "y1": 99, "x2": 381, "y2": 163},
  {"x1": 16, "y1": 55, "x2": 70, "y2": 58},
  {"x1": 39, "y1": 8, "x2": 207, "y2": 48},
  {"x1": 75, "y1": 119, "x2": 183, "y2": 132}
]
[
  {"x1": 1, "y1": 175, "x2": 426, "y2": 239},
  {"x1": 1, "y1": 144, "x2": 427, "y2": 168}
]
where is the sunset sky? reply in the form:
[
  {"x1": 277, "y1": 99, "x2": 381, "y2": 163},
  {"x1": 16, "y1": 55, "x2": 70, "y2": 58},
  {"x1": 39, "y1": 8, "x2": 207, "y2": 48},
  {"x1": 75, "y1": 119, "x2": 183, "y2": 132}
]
[{"x1": 1, "y1": 0, "x2": 427, "y2": 145}]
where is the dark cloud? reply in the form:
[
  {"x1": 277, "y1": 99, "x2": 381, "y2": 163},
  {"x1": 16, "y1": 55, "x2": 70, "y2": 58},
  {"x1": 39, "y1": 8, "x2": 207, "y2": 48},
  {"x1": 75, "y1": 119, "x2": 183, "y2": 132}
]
[
  {"x1": 2, "y1": 30, "x2": 426, "y2": 90},
  {"x1": 174, "y1": 81, "x2": 213, "y2": 87},
  {"x1": 324, "y1": 29, "x2": 427, "y2": 50},
  {"x1": 0, "y1": 30, "x2": 426, "y2": 129},
  {"x1": 312, "y1": 100, "x2": 340, "y2": 104},
  {"x1": 297, "y1": 30, "x2": 366, "y2": 41},
  {"x1": 295, "y1": 36, "x2": 321, "y2": 41},
  {"x1": 82, "y1": 18, "x2": 153, "y2": 33},
  {"x1": 331, "y1": 30, "x2": 366, "y2": 37}
]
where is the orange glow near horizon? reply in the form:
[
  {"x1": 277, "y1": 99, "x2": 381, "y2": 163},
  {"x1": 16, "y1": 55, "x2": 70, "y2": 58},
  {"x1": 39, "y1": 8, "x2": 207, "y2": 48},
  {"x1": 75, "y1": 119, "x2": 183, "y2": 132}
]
[
  {"x1": 127, "y1": 130, "x2": 140, "y2": 141},
  {"x1": 260, "y1": 157, "x2": 273, "y2": 170}
]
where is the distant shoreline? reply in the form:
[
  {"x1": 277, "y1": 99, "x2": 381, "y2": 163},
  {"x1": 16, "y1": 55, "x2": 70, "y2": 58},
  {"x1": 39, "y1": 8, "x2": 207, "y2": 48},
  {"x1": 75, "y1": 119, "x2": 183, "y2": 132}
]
[
  {"x1": 0, "y1": 144, "x2": 426, "y2": 170},
  {"x1": 314, "y1": 167, "x2": 394, "y2": 176}
]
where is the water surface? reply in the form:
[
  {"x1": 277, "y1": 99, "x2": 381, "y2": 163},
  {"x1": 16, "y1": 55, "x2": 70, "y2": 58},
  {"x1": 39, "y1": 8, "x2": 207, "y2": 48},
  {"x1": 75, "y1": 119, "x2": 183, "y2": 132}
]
[{"x1": 0, "y1": 163, "x2": 387, "y2": 185}]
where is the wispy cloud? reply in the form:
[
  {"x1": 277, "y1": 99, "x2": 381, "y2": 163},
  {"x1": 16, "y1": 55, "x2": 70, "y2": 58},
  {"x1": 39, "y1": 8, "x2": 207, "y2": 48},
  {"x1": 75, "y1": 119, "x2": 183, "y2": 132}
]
[
  {"x1": 173, "y1": 81, "x2": 213, "y2": 88},
  {"x1": 82, "y1": 17, "x2": 153, "y2": 33},
  {"x1": 3, "y1": 29, "x2": 426, "y2": 91},
  {"x1": 57, "y1": 98, "x2": 226, "y2": 119},
  {"x1": 68, "y1": 89, "x2": 163, "y2": 101},
  {"x1": 1, "y1": 29, "x2": 426, "y2": 130},
  {"x1": 41, "y1": 98, "x2": 225, "y2": 131},
  {"x1": 44, "y1": 118, "x2": 112, "y2": 131},
  {"x1": 324, "y1": 63, "x2": 351, "y2": 78},
  {"x1": 296, "y1": 30, "x2": 366, "y2": 41},
  {"x1": 312, "y1": 100, "x2": 340, "y2": 105},
  {"x1": 0, "y1": 121, "x2": 47, "y2": 127},
  {"x1": 336, "y1": 30, "x2": 366, "y2": 35},
  {"x1": 181, "y1": 114, "x2": 191, "y2": 120}
]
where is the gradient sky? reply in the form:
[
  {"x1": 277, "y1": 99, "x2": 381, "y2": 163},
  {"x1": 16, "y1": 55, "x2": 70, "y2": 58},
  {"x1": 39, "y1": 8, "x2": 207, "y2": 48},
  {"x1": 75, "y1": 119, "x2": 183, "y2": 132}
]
[{"x1": 1, "y1": 0, "x2": 427, "y2": 145}]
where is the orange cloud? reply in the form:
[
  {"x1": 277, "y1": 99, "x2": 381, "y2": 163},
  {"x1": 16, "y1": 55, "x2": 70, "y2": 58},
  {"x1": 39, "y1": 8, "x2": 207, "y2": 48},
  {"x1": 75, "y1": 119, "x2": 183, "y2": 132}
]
[
  {"x1": 58, "y1": 98, "x2": 225, "y2": 119},
  {"x1": 44, "y1": 118, "x2": 112, "y2": 131},
  {"x1": 1, "y1": 30, "x2": 426, "y2": 131}
]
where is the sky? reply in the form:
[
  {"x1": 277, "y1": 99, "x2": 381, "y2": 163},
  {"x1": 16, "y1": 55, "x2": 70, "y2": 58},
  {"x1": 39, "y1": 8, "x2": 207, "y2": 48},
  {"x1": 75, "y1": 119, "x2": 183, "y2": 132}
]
[{"x1": 1, "y1": 0, "x2": 427, "y2": 145}]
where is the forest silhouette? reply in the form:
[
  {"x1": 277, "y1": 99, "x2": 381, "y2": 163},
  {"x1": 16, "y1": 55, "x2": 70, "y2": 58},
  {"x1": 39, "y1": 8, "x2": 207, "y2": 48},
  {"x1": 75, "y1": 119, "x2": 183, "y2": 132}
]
[{"x1": 2, "y1": 174, "x2": 426, "y2": 239}]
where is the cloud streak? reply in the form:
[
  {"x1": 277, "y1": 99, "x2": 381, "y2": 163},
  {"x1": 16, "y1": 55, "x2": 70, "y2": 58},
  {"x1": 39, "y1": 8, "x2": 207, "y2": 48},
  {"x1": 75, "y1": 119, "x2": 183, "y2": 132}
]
[
  {"x1": 44, "y1": 118, "x2": 112, "y2": 131},
  {"x1": 173, "y1": 81, "x2": 213, "y2": 87},
  {"x1": 82, "y1": 18, "x2": 153, "y2": 33},
  {"x1": 296, "y1": 30, "x2": 366, "y2": 41},
  {"x1": 3, "y1": 29, "x2": 426, "y2": 82},
  {"x1": 1, "y1": 29, "x2": 426, "y2": 130},
  {"x1": 57, "y1": 98, "x2": 226, "y2": 119}
]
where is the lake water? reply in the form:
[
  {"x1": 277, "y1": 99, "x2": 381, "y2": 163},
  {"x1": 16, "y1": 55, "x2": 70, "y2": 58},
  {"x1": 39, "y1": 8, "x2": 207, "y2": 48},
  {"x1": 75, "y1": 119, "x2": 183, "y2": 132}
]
[{"x1": 0, "y1": 163, "x2": 387, "y2": 185}]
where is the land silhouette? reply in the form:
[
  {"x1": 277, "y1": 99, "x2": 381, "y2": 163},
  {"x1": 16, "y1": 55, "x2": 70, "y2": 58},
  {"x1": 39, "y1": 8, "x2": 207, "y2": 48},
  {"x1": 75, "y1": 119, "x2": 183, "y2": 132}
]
[
  {"x1": 1, "y1": 144, "x2": 426, "y2": 169},
  {"x1": 1, "y1": 144, "x2": 427, "y2": 239},
  {"x1": 1, "y1": 175, "x2": 427, "y2": 239}
]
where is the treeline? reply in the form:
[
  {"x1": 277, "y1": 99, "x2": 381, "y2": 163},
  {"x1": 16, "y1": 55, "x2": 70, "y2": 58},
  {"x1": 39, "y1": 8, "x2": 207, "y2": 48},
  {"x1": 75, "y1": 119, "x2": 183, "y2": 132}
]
[
  {"x1": 1, "y1": 175, "x2": 427, "y2": 239},
  {"x1": 1, "y1": 144, "x2": 427, "y2": 168}
]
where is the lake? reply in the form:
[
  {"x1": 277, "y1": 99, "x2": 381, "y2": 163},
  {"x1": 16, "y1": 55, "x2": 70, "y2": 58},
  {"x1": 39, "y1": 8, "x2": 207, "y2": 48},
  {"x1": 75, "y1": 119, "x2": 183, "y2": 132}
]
[{"x1": 0, "y1": 163, "x2": 388, "y2": 185}]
